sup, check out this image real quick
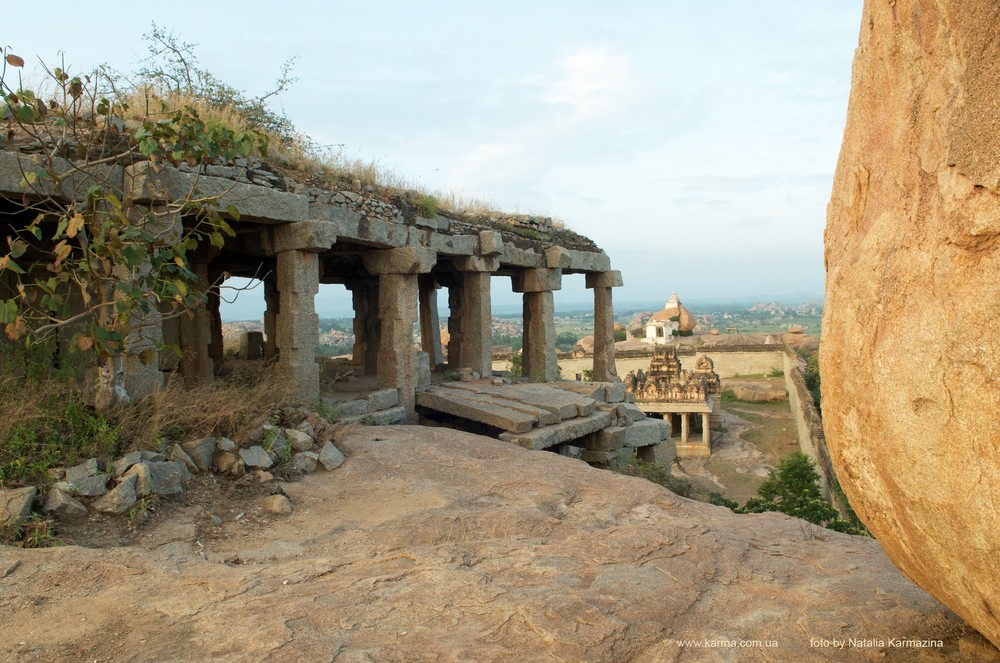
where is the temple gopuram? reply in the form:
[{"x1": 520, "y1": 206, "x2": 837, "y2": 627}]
[{"x1": 624, "y1": 345, "x2": 723, "y2": 457}]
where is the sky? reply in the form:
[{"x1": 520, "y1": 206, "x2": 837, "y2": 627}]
[{"x1": 8, "y1": 1, "x2": 864, "y2": 318}]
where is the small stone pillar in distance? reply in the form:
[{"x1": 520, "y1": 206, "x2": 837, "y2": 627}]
[{"x1": 586, "y1": 270, "x2": 623, "y2": 382}]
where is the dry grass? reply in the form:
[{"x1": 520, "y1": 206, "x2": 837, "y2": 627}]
[{"x1": 114, "y1": 364, "x2": 292, "y2": 447}]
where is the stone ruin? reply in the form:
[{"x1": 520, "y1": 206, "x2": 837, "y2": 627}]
[
  {"x1": 624, "y1": 345, "x2": 722, "y2": 457},
  {"x1": 0, "y1": 149, "x2": 672, "y2": 467}
]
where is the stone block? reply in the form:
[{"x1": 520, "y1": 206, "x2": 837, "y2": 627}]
[
  {"x1": 416, "y1": 388, "x2": 538, "y2": 433},
  {"x1": 370, "y1": 405, "x2": 407, "y2": 425},
  {"x1": 478, "y1": 230, "x2": 504, "y2": 256},
  {"x1": 125, "y1": 162, "x2": 309, "y2": 222},
  {"x1": 318, "y1": 443, "x2": 346, "y2": 471},
  {"x1": 585, "y1": 426, "x2": 626, "y2": 451},
  {"x1": 93, "y1": 475, "x2": 137, "y2": 515},
  {"x1": 367, "y1": 389, "x2": 400, "y2": 411},
  {"x1": 1, "y1": 487, "x2": 37, "y2": 529},
  {"x1": 452, "y1": 255, "x2": 499, "y2": 272},
  {"x1": 429, "y1": 233, "x2": 477, "y2": 256},
  {"x1": 169, "y1": 444, "x2": 198, "y2": 472},
  {"x1": 265, "y1": 220, "x2": 338, "y2": 254},
  {"x1": 512, "y1": 268, "x2": 562, "y2": 293},
  {"x1": 416, "y1": 351, "x2": 431, "y2": 392},
  {"x1": 619, "y1": 402, "x2": 647, "y2": 423},
  {"x1": 556, "y1": 444, "x2": 584, "y2": 460},
  {"x1": 606, "y1": 382, "x2": 627, "y2": 403},
  {"x1": 43, "y1": 488, "x2": 87, "y2": 520},
  {"x1": 363, "y1": 247, "x2": 437, "y2": 275},
  {"x1": 333, "y1": 399, "x2": 370, "y2": 418},
  {"x1": 544, "y1": 246, "x2": 571, "y2": 269},
  {"x1": 585, "y1": 270, "x2": 624, "y2": 289},
  {"x1": 502, "y1": 246, "x2": 545, "y2": 268},
  {"x1": 357, "y1": 216, "x2": 408, "y2": 247},
  {"x1": 503, "y1": 411, "x2": 612, "y2": 450},
  {"x1": 0, "y1": 151, "x2": 124, "y2": 201},
  {"x1": 241, "y1": 331, "x2": 265, "y2": 360},
  {"x1": 565, "y1": 249, "x2": 611, "y2": 272},
  {"x1": 181, "y1": 437, "x2": 217, "y2": 473},
  {"x1": 623, "y1": 420, "x2": 667, "y2": 448}
]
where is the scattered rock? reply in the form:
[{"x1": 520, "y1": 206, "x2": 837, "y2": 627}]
[
  {"x1": 111, "y1": 452, "x2": 143, "y2": 477},
  {"x1": 239, "y1": 446, "x2": 273, "y2": 470},
  {"x1": 256, "y1": 471, "x2": 273, "y2": 483},
  {"x1": 181, "y1": 437, "x2": 217, "y2": 472},
  {"x1": 42, "y1": 488, "x2": 87, "y2": 520},
  {"x1": 0, "y1": 487, "x2": 37, "y2": 529},
  {"x1": 284, "y1": 428, "x2": 314, "y2": 452},
  {"x1": 216, "y1": 437, "x2": 237, "y2": 453},
  {"x1": 46, "y1": 468, "x2": 65, "y2": 481},
  {"x1": 67, "y1": 474, "x2": 110, "y2": 497},
  {"x1": 64, "y1": 458, "x2": 99, "y2": 483},
  {"x1": 291, "y1": 451, "x2": 319, "y2": 474},
  {"x1": 124, "y1": 461, "x2": 188, "y2": 497},
  {"x1": 261, "y1": 494, "x2": 292, "y2": 515},
  {"x1": 170, "y1": 444, "x2": 198, "y2": 473},
  {"x1": 140, "y1": 450, "x2": 167, "y2": 462},
  {"x1": 215, "y1": 451, "x2": 239, "y2": 474},
  {"x1": 317, "y1": 443, "x2": 346, "y2": 471},
  {"x1": 294, "y1": 420, "x2": 316, "y2": 439},
  {"x1": 93, "y1": 475, "x2": 137, "y2": 515}
]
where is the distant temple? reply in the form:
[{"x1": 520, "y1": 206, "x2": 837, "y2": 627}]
[
  {"x1": 624, "y1": 345, "x2": 722, "y2": 457},
  {"x1": 643, "y1": 292, "x2": 697, "y2": 344}
]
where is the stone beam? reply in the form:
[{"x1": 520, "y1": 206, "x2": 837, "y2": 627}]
[
  {"x1": 478, "y1": 230, "x2": 504, "y2": 256},
  {"x1": 264, "y1": 221, "x2": 338, "y2": 254},
  {"x1": 0, "y1": 151, "x2": 124, "y2": 201},
  {"x1": 125, "y1": 162, "x2": 309, "y2": 223},
  {"x1": 452, "y1": 255, "x2": 500, "y2": 272},
  {"x1": 275, "y1": 250, "x2": 320, "y2": 403},
  {"x1": 362, "y1": 247, "x2": 436, "y2": 275}
]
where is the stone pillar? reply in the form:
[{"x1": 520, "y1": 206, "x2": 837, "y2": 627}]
[
  {"x1": 179, "y1": 259, "x2": 214, "y2": 386},
  {"x1": 263, "y1": 272, "x2": 279, "y2": 360},
  {"x1": 586, "y1": 270, "x2": 623, "y2": 382},
  {"x1": 206, "y1": 280, "x2": 224, "y2": 364},
  {"x1": 349, "y1": 278, "x2": 380, "y2": 375},
  {"x1": 446, "y1": 278, "x2": 464, "y2": 371},
  {"x1": 418, "y1": 275, "x2": 445, "y2": 369},
  {"x1": 453, "y1": 256, "x2": 497, "y2": 378},
  {"x1": 681, "y1": 413, "x2": 690, "y2": 445},
  {"x1": 513, "y1": 268, "x2": 561, "y2": 382},
  {"x1": 702, "y1": 414, "x2": 711, "y2": 448},
  {"x1": 275, "y1": 250, "x2": 320, "y2": 403},
  {"x1": 363, "y1": 248, "x2": 436, "y2": 420}
]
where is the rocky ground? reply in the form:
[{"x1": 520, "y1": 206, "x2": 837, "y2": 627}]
[{"x1": 1, "y1": 425, "x2": 997, "y2": 662}]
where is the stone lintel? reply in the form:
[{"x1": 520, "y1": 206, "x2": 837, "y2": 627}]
[
  {"x1": 585, "y1": 270, "x2": 624, "y2": 289},
  {"x1": 429, "y1": 233, "x2": 477, "y2": 256},
  {"x1": 565, "y1": 249, "x2": 612, "y2": 272},
  {"x1": 125, "y1": 162, "x2": 309, "y2": 223},
  {"x1": 500, "y1": 246, "x2": 545, "y2": 268},
  {"x1": 544, "y1": 246, "x2": 571, "y2": 269},
  {"x1": 0, "y1": 151, "x2": 124, "y2": 202},
  {"x1": 453, "y1": 255, "x2": 500, "y2": 272},
  {"x1": 478, "y1": 230, "x2": 504, "y2": 256},
  {"x1": 512, "y1": 268, "x2": 562, "y2": 293},
  {"x1": 363, "y1": 247, "x2": 437, "y2": 275},
  {"x1": 265, "y1": 220, "x2": 338, "y2": 254}
]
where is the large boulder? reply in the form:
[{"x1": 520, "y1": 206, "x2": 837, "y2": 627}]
[{"x1": 822, "y1": 0, "x2": 1000, "y2": 648}]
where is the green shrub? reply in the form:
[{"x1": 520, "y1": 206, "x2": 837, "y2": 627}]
[
  {"x1": 507, "y1": 354, "x2": 523, "y2": 378},
  {"x1": 768, "y1": 368, "x2": 784, "y2": 378},
  {"x1": 417, "y1": 194, "x2": 438, "y2": 219},
  {"x1": 709, "y1": 492, "x2": 739, "y2": 509},
  {"x1": 613, "y1": 329, "x2": 627, "y2": 342}
]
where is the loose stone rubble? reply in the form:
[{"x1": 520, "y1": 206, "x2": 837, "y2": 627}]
[{"x1": 0, "y1": 409, "x2": 347, "y2": 526}]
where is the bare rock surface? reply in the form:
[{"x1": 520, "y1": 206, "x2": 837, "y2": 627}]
[
  {"x1": 0, "y1": 426, "x2": 994, "y2": 662},
  {"x1": 822, "y1": 0, "x2": 1000, "y2": 648}
]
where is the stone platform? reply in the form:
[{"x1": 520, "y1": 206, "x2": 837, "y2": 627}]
[{"x1": 416, "y1": 380, "x2": 672, "y2": 469}]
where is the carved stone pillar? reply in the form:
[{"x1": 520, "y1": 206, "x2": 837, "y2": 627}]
[{"x1": 586, "y1": 270, "x2": 623, "y2": 382}]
